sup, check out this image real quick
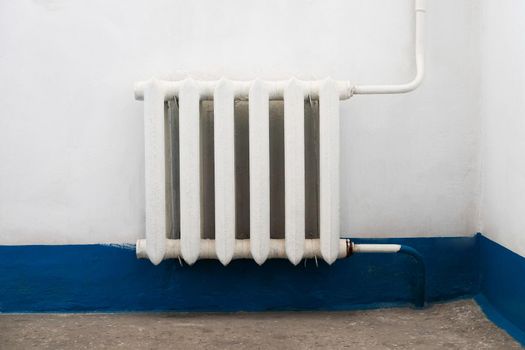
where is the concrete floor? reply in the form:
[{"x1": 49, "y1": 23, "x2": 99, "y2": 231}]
[{"x1": 0, "y1": 300, "x2": 521, "y2": 350}]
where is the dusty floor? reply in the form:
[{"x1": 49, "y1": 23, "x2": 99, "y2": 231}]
[{"x1": 0, "y1": 300, "x2": 521, "y2": 350}]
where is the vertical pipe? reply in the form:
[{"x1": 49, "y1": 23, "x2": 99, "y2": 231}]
[
  {"x1": 249, "y1": 80, "x2": 271, "y2": 265},
  {"x1": 179, "y1": 79, "x2": 202, "y2": 265},
  {"x1": 352, "y1": 0, "x2": 426, "y2": 95},
  {"x1": 319, "y1": 78, "x2": 340, "y2": 264},
  {"x1": 143, "y1": 80, "x2": 167, "y2": 265},
  {"x1": 352, "y1": 241, "x2": 427, "y2": 308},
  {"x1": 284, "y1": 79, "x2": 305, "y2": 265},
  {"x1": 399, "y1": 245, "x2": 426, "y2": 308},
  {"x1": 214, "y1": 79, "x2": 236, "y2": 265}
]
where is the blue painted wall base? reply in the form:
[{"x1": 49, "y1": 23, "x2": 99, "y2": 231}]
[
  {"x1": 477, "y1": 235, "x2": 525, "y2": 346},
  {"x1": 1, "y1": 234, "x2": 525, "y2": 347},
  {"x1": 0, "y1": 237, "x2": 479, "y2": 312}
]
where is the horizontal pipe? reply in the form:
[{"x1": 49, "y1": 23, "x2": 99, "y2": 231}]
[
  {"x1": 352, "y1": 243, "x2": 401, "y2": 253},
  {"x1": 136, "y1": 238, "x2": 350, "y2": 262},
  {"x1": 134, "y1": 79, "x2": 353, "y2": 101},
  {"x1": 136, "y1": 239, "x2": 420, "y2": 260}
]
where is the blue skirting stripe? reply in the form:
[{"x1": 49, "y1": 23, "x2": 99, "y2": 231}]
[
  {"x1": 2, "y1": 234, "x2": 525, "y2": 346},
  {"x1": 477, "y1": 235, "x2": 525, "y2": 346},
  {"x1": 0, "y1": 237, "x2": 479, "y2": 312},
  {"x1": 475, "y1": 294, "x2": 525, "y2": 347}
]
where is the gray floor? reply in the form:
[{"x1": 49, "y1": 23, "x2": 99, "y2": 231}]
[{"x1": 0, "y1": 300, "x2": 521, "y2": 350}]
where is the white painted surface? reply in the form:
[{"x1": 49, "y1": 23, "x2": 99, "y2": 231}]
[
  {"x1": 284, "y1": 79, "x2": 306, "y2": 265},
  {"x1": 479, "y1": 1, "x2": 525, "y2": 257},
  {"x1": 137, "y1": 239, "x2": 349, "y2": 260},
  {"x1": 319, "y1": 79, "x2": 341, "y2": 264},
  {"x1": 249, "y1": 81, "x2": 271, "y2": 265},
  {"x1": 0, "y1": 0, "x2": 481, "y2": 244},
  {"x1": 213, "y1": 80, "x2": 236, "y2": 265},
  {"x1": 178, "y1": 80, "x2": 201, "y2": 265},
  {"x1": 143, "y1": 81, "x2": 167, "y2": 265},
  {"x1": 352, "y1": 244, "x2": 401, "y2": 254}
]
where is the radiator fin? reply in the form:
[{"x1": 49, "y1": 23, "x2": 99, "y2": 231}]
[
  {"x1": 284, "y1": 79, "x2": 305, "y2": 265},
  {"x1": 249, "y1": 80, "x2": 271, "y2": 265},
  {"x1": 143, "y1": 81, "x2": 167, "y2": 265},
  {"x1": 214, "y1": 80, "x2": 236, "y2": 265},
  {"x1": 319, "y1": 78, "x2": 340, "y2": 264},
  {"x1": 179, "y1": 79, "x2": 202, "y2": 265}
]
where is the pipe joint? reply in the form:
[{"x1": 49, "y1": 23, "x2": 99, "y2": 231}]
[{"x1": 415, "y1": 0, "x2": 426, "y2": 12}]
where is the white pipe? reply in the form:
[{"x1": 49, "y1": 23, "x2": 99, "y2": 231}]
[
  {"x1": 134, "y1": 0, "x2": 426, "y2": 100},
  {"x1": 352, "y1": 243, "x2": 401, "y2": 253},
  {"x1": 352, "y1": 0, "x2": 426, "y2": 95}
]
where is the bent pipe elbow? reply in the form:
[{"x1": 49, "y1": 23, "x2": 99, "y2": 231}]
[
  {"x1": 351, "y1": 57, "x2": 425, "y2": 95},
  {"x1": 346, "y1": 240, "x2": 426, "y2": 308},
  {"x1": 398, "y1": 244, "x2": 426, "y2": 308}
]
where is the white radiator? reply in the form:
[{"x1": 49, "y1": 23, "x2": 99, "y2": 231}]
[
  {"x1": 135, "y1": 78, "x2": 351, "y2": 265},
  {"x1": 134, "y1": 0, "x2": 426, "y2": 266}
]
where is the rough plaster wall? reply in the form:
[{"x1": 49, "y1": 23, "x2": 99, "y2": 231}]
[
  {"x1": 0, "y1": 0, "x2": 481, "y2": 244},
  {"x1": 479, "y1": 0, "x2": 525, "y2": 257}
]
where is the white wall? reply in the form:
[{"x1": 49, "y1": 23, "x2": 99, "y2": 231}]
[
  {"x1": 0, "y1": 0, "x2": 481, "y2": 244},
  {"x1": 480, "y1": 0, "x2": 525, "y2": 257}
]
